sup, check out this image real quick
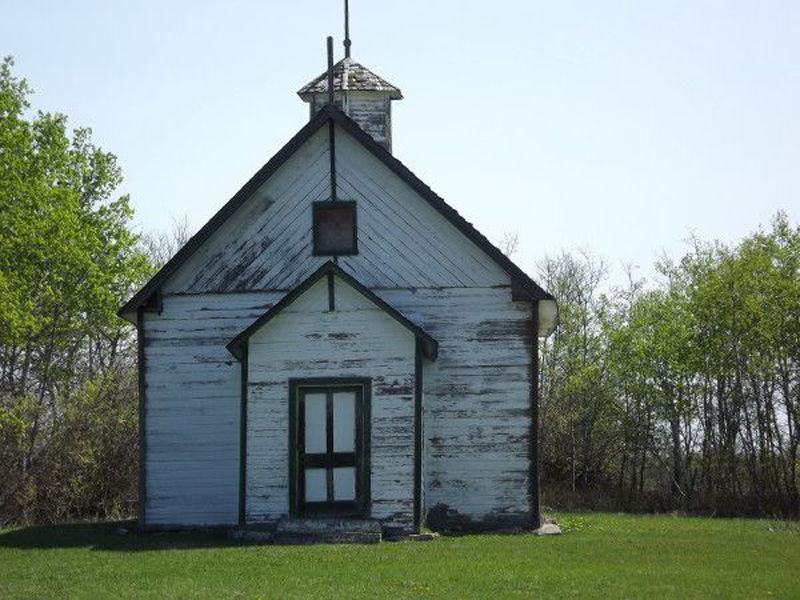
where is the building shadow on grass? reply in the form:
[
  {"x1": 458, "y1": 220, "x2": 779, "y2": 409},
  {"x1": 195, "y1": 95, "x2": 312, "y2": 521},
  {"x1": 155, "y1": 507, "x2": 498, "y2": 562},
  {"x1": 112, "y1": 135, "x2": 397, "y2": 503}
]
[{"x1": 0, "y1": 520, "x2": 255, "y2": 552}]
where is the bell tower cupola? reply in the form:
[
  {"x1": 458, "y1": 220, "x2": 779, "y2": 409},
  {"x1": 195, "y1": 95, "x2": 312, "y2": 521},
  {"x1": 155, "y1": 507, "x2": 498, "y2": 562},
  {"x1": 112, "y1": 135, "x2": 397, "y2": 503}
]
[{"x1": 297, "y1": 1, "x2": 402, "y2": 153}]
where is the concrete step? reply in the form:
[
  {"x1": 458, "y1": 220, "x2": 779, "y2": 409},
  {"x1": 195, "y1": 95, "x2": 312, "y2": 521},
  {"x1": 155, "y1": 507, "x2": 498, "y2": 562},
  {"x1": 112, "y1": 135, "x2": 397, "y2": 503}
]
[{"x1": 273, "y1": 518, "x2": 382, "y2": 544}]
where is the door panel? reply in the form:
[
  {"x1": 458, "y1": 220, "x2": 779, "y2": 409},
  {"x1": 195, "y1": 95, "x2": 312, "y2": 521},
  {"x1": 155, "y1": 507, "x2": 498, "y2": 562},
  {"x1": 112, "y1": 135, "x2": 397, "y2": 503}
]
[
  {"x1": 304, "y1": 468, "x2": 327, "y2": 502},
  {"x1": 332, "y1": 392, "x2": 355, "y2": 453},
  {"x1": 304, "y1": 393, "x2": 327, "y2": 454},
  {"x1": 333, "y1": 467, "x2": 356, "y2": 501}
]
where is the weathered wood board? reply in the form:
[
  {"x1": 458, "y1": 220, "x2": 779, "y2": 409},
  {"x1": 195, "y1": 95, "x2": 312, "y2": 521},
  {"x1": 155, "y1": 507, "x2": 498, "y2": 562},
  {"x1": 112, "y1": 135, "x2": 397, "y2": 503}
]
[{"x1": 142, "y1": 293, "x2": 281, "y2": 527}]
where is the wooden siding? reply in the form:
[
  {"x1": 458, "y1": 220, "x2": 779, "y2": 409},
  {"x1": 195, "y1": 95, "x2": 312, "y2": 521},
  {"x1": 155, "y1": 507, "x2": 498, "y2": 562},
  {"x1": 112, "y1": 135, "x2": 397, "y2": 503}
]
[
  {"x1": 143, "y1": 287, "x2": 531, "y2": 528},
  {"x1": 162, "y1": 127, "x2": 330, "y2": 295},
  {"x1": 161, "y1": 124, "x2": 509, "y2": 295},
  {"x1": 246, "y1": 275, "x2": 417, "y2": 531},
  {"x1": 342, "y1": 93, "x2": 393, "y2": 152},
  {"x1": 143, "y1": 122, "x2": 533, "y2": 529},
  {"x1": 309, "y1": 92, "x2": 393, "y2": 152},
  {"x1": 375, "y1": 286, "x2": 533, "y2": 523},
  {"x1": 142, "y1": 292, "x2": 282, "y2": 526}
]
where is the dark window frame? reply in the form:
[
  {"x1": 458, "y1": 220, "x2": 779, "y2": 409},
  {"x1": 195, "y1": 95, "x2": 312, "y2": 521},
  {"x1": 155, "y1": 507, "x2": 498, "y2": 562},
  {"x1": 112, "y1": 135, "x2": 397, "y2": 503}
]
[
  {"x1": 288, "y1": 377, "x2": 371, "y2": 518},
  {"x1": 312, "y1": 200, "x2": 358, "y2": 256}
]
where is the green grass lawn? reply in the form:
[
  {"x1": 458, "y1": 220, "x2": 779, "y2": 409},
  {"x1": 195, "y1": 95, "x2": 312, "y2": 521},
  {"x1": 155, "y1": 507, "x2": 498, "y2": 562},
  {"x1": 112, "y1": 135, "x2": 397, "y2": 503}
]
[{"x1": 1, "y1": 513, "x2": 798, "y2": 599}]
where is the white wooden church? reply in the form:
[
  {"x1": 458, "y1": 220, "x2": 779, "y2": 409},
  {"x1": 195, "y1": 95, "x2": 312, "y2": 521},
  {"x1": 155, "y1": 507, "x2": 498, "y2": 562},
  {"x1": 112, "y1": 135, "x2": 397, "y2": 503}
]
[{"x1": 120, "y1": 30, "x2": 557, "y2": 539}]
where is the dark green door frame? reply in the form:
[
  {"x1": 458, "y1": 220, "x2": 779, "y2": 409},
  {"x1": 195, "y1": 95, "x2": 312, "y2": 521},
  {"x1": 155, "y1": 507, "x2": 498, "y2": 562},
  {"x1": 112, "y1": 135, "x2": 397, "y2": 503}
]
[{"x1": 288, "y1": 378, "x2": 371, "y2": 518}]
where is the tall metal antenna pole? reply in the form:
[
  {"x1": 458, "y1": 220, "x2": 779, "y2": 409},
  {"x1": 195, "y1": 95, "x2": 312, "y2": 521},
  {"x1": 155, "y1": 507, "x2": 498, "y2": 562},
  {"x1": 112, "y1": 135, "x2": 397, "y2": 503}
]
[
  {"x1": 325, "y1": 36, "x2": 338, "y2": 203},
  {"x1": 326, "y1": 36, "x2": 335, "y2": 105},
  {"x1": 343, "y1": 0, "x2": 351, "y2": 58}
]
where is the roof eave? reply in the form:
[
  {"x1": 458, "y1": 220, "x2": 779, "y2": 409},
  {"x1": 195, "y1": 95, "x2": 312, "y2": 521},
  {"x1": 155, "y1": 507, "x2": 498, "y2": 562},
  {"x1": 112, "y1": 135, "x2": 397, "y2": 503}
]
[{"x1": 297, "y1": 89, "x2": 403, "y2": 101}]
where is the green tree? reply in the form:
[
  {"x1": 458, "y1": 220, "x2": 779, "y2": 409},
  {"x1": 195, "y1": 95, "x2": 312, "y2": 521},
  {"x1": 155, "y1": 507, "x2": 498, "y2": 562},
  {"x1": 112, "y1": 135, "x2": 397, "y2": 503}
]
[
  {"x1": 0, "y1": 56, "x2": 150, "y2": 524},
  {"x1": 540, "y1": 214, "x2": 798, "y2": 517}
]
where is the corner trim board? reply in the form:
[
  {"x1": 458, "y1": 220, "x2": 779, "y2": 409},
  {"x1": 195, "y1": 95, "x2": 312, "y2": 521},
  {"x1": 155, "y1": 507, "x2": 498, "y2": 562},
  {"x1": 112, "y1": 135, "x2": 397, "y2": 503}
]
[
  {"x1": 413, "y1": 339, "x2": 423, "y2": 532},
  {"x1": 136, "y1": 307, "x2": 147, "y2": 531},
  {"x1": 288, "y1": 382, "x2": 298, "y2": 516},
  {"x1": 238, "y1": 346, "x2": 249, "y2": 527},
  {"x1": 529, "y1": 300, "x2": 541, "y2": 529}
]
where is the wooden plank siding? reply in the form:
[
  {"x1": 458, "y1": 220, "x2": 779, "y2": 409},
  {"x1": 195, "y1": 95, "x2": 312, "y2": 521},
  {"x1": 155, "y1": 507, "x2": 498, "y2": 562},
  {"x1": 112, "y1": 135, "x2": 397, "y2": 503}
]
[
  {"x1": 141, "y1": 122, "x2": 535, "y2": 530},
  {"x1": 161, "y1": 128, "x2": 331, "y2": 295},
  {"x1": 143, "y1": 285, "x2": 531, "y2": 528},
  {"x1": 142, "y1": 292, "x2": 282, "y2": 527},
  {"x1": 245, "y1": 276, "x2": 418, "y2": 532},
  {"x1": 376, "y1": 287, "x2": 534, "y2": 526}
]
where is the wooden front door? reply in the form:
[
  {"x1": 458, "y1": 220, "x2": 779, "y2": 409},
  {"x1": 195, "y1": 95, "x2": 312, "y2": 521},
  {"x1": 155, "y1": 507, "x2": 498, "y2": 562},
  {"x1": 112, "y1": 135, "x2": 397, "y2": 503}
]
[{"x1": 290, "y1": 380, "x2": 370, "y2": 517}]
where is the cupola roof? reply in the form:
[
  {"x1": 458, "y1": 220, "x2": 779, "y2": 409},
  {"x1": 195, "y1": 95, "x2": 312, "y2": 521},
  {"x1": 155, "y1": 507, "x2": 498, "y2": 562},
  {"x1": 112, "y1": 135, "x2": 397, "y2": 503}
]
[{"x1": 297, "y1": 57, "x2": 402, "y2": 100}]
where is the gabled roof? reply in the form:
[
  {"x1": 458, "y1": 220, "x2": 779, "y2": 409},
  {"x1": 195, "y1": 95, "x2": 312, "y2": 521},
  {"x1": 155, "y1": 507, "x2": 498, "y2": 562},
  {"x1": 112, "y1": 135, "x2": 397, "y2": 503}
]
[
  {"x1": 119, "y1": 104, "x2": 552, "y2": 321},
  {"x1": 226, "y1": 261, "x2": 438, "y2": 361},
  {"x1": 298, "y1": 57, "x2": 402, "y2": 100}
]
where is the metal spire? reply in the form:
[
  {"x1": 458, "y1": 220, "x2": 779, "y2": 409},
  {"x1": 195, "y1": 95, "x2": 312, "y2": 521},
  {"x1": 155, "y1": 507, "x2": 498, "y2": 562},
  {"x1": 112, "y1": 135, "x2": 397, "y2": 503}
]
[
  {"x1": 326, "y1": 36, "x2": 335, "y2": 105},
  {"x1": 343, "y1": 0, "x2": 351, "y2": 58}
]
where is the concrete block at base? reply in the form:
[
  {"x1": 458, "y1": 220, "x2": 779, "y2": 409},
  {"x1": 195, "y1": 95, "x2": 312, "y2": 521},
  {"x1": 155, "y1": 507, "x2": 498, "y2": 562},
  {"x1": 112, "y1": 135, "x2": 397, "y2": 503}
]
[
  {"x1": 536, "y1": 523, "x2": 562, "y2": 536},
  {"x1": 409, "y1": 532, "x2": 439, "y2": 541},
  {"x1": 229, "y1": 529, "x2": 274, "y2": 542}
]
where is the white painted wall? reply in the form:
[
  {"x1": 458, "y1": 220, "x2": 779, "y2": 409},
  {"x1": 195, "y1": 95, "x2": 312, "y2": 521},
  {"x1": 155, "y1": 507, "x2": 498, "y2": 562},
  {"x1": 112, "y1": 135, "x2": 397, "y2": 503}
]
[
  {"x1": 309, "y1": 91, "x2": 394, "y2": 151},
  {"x1": 143, "y1": 123, "x2": 534, "y2": 529},
  {"x1": 144, "y1": 283, "x2": 531, "y2": 528},
  {"x1": 377, "y1": 287, "x2": 533, "y2": 523},
  {"x1": 142, "y1": 292, "x2": 281, "y2": 527}
]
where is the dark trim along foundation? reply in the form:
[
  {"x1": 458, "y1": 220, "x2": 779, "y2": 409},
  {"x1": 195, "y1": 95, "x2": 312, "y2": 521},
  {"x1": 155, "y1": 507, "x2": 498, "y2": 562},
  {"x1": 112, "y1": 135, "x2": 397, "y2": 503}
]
[{"x1": 426, "y1": 504, "x2": 533, "y2": 534}]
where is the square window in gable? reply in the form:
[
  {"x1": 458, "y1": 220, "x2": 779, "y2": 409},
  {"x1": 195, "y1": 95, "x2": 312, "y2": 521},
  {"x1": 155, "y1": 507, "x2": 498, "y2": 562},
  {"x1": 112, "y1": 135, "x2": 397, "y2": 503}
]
[{"x1": 313, "y1": 201, "x2": 358, "y2": 255}]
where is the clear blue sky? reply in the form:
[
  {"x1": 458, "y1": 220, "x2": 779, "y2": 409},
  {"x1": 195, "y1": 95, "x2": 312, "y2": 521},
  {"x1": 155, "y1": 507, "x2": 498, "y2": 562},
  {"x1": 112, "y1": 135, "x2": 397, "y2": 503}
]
[{"x1": 3, "y1": 1, "x2": 798, "y2": 282}]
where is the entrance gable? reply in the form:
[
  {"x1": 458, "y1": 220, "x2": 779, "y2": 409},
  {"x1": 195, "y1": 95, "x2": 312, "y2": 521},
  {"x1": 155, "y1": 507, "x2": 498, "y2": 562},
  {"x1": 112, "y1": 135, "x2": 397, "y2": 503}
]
[
  {"x1": 236, "y1": 262, "x2": 432, "y2": 531},
  {"x1": 227, "y1": 261, "x2": 438, "y2": 361}
]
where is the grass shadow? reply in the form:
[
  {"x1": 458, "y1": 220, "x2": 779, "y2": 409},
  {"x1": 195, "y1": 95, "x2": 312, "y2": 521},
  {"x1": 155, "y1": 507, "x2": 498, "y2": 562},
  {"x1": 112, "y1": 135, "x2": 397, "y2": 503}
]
[{"x1": 0, "y1": 520, "x2": 256, "y2": 552}]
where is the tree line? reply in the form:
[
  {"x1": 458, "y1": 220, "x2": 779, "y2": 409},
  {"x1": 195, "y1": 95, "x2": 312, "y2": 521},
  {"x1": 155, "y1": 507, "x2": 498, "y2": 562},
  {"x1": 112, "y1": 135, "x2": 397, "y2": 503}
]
[
  {"x1": 1, "y1": 58, "x2": 797, "y2": 525},
  {"x1": 537, "y1": 216, "x2": 799, "y2": 518}
]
